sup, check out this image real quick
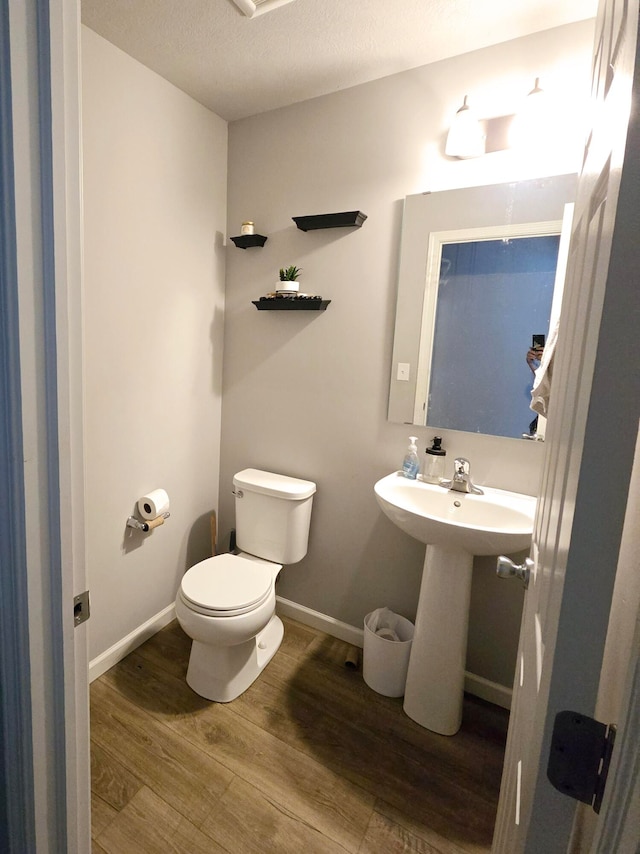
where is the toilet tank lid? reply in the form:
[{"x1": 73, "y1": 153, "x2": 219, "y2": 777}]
[{"x1": 233, "y1": 468, "x2": 316, "y2": 500}]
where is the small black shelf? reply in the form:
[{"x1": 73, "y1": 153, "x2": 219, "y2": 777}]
[
  {"x1": 230, "y1": 234, "x2": 268, "y2": 249},
  {"x1": 252, "y1": 299, "x2": 331, "y2": 311},
  {"x1": 292, "y1": 211, "x2": 367, "y2": 231}
]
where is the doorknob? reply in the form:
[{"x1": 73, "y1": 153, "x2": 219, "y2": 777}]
[{"x1": 496, "y1": 555, "x2": 533, "y2": 589}]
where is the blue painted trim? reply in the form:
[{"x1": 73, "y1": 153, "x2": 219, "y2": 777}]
[
  {"x1": 35, "y1": 0, "x2": 69, "y2": 848},
  {"x1": 0, "y1": 1, "x2": 36, "y2": 850}
]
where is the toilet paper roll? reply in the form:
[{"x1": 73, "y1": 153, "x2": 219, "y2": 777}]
[
  {"x1": 144, "y1": 515, "x2": 165, "y2": 531},
  {"x1": 375, "y1": 628, "x2": 400, "y2": 642},
  {"x1": 344, "y1": 646, "x2": 360, "y2": 670},
  {"x1": 138, "y1": 488, "x2": 170, "y2": 520}
]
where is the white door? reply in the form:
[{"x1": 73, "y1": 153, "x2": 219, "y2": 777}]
[
  {"x1": 585, "y1": 428, "x2": 640, "y2": 852},
  {"x1": 494, "y1": 0, "x2": 640, "y2": 850},
  {"x1": 49, "y1": 0, "x2": 92, "y2": 849}
]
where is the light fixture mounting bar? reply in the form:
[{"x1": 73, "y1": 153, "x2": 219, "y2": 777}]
[{"x1": 231, "y1": 0, "x2": 298, "y2": 18}]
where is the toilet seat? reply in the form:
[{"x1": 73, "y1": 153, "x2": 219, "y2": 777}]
[{"x1": 179, "y1": 553, "x2": 273, "y2": 617}]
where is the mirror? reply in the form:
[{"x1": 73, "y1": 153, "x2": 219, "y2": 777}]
[{"x1": 388, "y1": 174, "x2": 577, "y2": 438}]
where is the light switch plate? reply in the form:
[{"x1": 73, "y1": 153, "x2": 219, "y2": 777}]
[{"x1": 397, "y1": 362, "x2": 410, "y2": 381}]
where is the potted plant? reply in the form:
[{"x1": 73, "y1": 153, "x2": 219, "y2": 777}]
[{"x1": 277, "y1": 265, "x2": 302, "y2": 293}]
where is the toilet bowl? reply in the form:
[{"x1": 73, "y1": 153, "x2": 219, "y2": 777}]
[
  {"x1": 175, "y1": 469, "x2": 315, "y2": 702},
  {"x1": 175, "y1": 553, "x2": 282, "y2": 702}
]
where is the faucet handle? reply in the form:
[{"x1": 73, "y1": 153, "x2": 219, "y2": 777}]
[
  {"x1": 454, "y1": 457, "x2": 470, "y2": 475},
  {"x1": 450, "y1": 457, "x2": 484, "y2": 495}
]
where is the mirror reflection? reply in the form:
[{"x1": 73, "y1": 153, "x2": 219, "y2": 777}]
[
  {"x1": 421, "y1": 232, "x2": 560, "y2": 438},
  {"x1": 387, "y1": 174, "x2": 577, "y2": 439}
]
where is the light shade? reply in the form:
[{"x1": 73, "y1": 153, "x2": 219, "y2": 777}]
[{"x1": 445, "y1": 96, "x2": 486, "y2": 159}]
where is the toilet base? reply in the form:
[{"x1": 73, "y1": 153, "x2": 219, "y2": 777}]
[{"x1": 186, "y1": 614, "x2": 284, "y2": 702}]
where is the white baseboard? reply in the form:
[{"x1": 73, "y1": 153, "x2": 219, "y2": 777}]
[
  {"x1": 276, "y1": 595, "x2": 512, "y2": 710},
  {"x1": 463, "y1": 671, "x2": 512, "y2": 710},
  {"x1": 89, "y1": 596, "x2": 513, "y2": 710},
  {"x1": 276, "y1": 595, "x2": 365, "y2": 648},
  {"x1": 89, "y1": 603, "x2": 176, "y2": 683}
]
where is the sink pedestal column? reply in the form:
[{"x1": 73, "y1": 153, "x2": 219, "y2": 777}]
[{"x1": 403, "y1": 544, "x2": 473, "y2": 735}]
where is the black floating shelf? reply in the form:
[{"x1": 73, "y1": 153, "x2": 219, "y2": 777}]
[
  {"x1": 230, "y1": 234, "x2": 268, "y2": 249},
  {"x1": 292, "y1": 211, "x2": 367, "y2": 231},
  {"x1": 252, "y1": 299, "x2": 331, "y2": 311}
]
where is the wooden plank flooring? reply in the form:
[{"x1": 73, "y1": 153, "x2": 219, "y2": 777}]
[{"x1": 91, "y1": 617, "x2": 508, "y2": 853}]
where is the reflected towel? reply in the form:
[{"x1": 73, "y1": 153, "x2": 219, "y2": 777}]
[{"x1": 531, "y1": 318, "x2": 558, "y2": 417}]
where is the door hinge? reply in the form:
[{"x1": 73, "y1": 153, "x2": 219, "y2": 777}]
[
  {"x1": 547, "y1": 710, "x2": 616, "y2": 813},
  {"x1": 73, "y1": 590, "x2": 90, "y2": 627}
]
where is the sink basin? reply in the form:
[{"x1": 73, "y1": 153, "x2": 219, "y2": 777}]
[{"x1": 374, "y1": 471, "x2": 536, "y2": 555}]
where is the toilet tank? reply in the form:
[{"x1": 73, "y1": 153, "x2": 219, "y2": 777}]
[{"x1": 233, "y1": 468, "x2": 316, "y2": 564}]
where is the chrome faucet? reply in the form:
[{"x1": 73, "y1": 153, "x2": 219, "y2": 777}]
[{"x1": 441, "y1": 457, "x2": 484, "y2": 495}]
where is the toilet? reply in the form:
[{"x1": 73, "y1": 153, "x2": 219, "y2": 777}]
[{"x1": 175, "y1": 468, "x2": 316, "y2": 702}]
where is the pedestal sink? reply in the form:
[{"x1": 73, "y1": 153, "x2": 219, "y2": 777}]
[{"x1": 374, "y1": 472, "x2": 536, "y2": 735}]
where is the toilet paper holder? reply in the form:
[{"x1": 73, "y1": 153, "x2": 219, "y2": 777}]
[{"x1": 126, "y1": 512, "x2": 171, "y2": 533}]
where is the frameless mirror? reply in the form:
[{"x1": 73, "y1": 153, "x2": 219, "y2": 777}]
[{"x1": 388, "y1": 174, "x2": 577, "y2": 439}]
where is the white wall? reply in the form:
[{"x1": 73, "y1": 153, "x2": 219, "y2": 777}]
[
  {"x1": 81, "y1": 27, "x2": 228, "y2": 662},
  {"x1": 222, "y1": 21, "x2": 594, "y2": 691}
]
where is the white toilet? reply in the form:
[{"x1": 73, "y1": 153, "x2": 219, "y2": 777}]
[{"x1": 175, "y1": 468, "x2": 316, "y2": 702}]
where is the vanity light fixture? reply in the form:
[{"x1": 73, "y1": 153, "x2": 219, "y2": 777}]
[
  {"x1": 445, "y1": 95, "x2": 486, "y2": 159},
  {"x1": 231, "y1": 0, "x2": 297, "y2": 18}
]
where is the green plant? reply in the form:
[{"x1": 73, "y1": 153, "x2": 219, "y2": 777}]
[{"x1": 279, "y1": 265, "x2": 302, "y2": 282}]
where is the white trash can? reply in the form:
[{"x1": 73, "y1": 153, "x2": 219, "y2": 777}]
[{"x1": 363, "y1": 607, "x2": 414, "y2": 698}]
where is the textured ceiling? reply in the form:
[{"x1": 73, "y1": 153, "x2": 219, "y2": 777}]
[{"x1": 81, "y1": 0, "x2": 598, "y2": 122}]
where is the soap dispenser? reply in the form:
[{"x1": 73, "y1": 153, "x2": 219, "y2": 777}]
[
  {"x1": 423, "y1": 436, "x2": 446, "y2": 483},
  {"x1": 402, "y1": 436, "x2": 420, "y2": 479}
]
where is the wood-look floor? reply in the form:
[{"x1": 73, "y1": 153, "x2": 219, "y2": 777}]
[{"x1": 91, "y1": 616, "x2": 509, "y2": 854}]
